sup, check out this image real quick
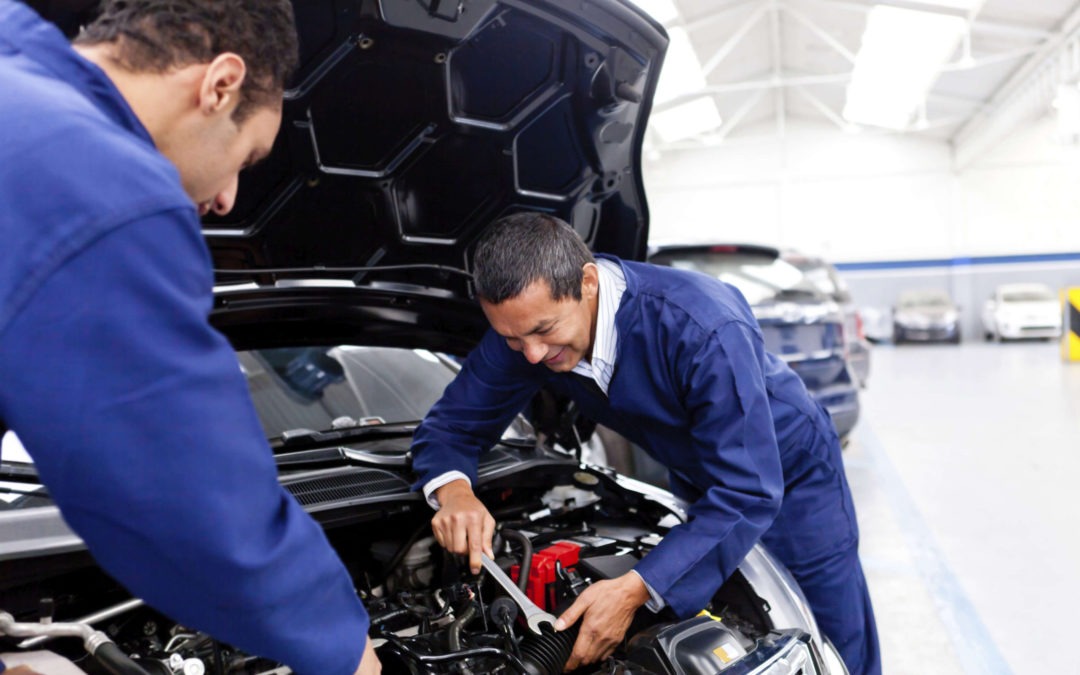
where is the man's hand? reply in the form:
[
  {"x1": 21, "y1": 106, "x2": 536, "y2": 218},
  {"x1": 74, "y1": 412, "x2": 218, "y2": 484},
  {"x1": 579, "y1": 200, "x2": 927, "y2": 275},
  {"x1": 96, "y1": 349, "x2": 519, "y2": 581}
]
[
  {"x1": 555, "y1": 572, "x2": 650, "y2": 671},
  {"x1": 432, "y1": 479, "x2": 495, "y2": 574},
  {"x1": 352, "y1": 636, "x2": 381, "y2": 675}
]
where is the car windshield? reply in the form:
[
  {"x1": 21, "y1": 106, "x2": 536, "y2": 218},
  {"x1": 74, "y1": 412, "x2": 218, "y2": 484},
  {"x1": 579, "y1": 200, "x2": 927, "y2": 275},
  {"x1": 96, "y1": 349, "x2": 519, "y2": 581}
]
[
  {"x1": 784, "y1": 257, "x2": 849, "y2": 301},
  {"x1": 899, "y1": 292, "x2": 951, "y2": 308},
  {"x1": 1002, "y1": 289, "x2": 1055, "y2": 303},
  {"x1": 651, "y1": 251, "x2": 819, "y2": 305},
  {"x1": 240, "y1": 346, "x2": 483, "y2": 440},
  {"x1": 1, "y1": 346, "x2": 531, "y2": 480}
]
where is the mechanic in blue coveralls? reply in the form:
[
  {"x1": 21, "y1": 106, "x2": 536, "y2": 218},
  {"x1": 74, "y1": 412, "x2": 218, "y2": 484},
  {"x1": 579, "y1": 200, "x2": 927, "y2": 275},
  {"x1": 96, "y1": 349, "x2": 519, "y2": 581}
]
[
  {"x1": 0, "y1": 2, "x2": 378, "y2": 674},
  {"x1": 411, "y1": 212, "x2": 881, "y2": 675}
]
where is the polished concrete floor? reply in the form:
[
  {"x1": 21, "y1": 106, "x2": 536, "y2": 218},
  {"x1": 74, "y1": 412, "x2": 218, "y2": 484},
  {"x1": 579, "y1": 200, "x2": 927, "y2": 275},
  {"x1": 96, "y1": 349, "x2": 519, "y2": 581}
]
[{"x1": 845, "y1": 340, "x2": 1080, "y2": 675}]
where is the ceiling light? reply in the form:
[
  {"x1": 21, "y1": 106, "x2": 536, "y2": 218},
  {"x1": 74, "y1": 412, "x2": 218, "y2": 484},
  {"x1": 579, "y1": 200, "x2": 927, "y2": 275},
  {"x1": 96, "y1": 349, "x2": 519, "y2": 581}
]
[
  {"x1": 842, "y1": 5, "x2": 967, "y2": 130},
  {"x1": 906, "y1": 0, "x2": 983, "y2": 10},
  {"x1": 654, "y1": 27, "x2": 709, "y2": 104},
  {"x1": 650, "y1": 98, "x2": 723, "y2": 143},
  {"x1": 627, "y1": 0, "x2": 680, "y2": 24}
]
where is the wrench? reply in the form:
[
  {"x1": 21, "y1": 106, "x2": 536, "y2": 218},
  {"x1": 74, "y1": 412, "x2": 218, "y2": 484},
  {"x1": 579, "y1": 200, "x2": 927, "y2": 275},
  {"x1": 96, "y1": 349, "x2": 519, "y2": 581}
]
[{"x1": 480, "y1": 553, "x2": 558, "y2": 635}]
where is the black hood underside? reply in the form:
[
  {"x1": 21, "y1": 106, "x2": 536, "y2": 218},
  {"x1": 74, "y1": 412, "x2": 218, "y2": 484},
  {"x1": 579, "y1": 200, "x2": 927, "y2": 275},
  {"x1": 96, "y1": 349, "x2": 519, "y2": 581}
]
[{"x1": 202, "y1": 0, "x2": 667, "y2": 298}]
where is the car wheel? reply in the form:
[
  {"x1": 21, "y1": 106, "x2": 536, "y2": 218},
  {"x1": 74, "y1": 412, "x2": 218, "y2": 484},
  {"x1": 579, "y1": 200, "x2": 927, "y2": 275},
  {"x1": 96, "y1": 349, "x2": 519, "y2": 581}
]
[
  {"x1": 984, "y1": 331, "x2": 993, "y2": 341},
  {"x1": 893, "y1": 324, "x2": 903, "y2": 345}
]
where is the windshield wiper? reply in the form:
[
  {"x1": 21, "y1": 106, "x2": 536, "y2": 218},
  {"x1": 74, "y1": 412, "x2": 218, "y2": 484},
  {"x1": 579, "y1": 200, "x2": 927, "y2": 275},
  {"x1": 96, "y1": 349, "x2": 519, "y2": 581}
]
[
  {"x1": 270, "y1": 422, "x2": 419, "y2": 450},
  {"x1": 274, "y1": 446, "x2": 410, "y2": 469}
]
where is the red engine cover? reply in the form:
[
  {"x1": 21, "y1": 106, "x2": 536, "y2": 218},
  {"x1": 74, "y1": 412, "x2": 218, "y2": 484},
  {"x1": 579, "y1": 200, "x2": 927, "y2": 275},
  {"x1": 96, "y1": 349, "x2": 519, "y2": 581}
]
[{"x1": 511, "y1": 541, "x2": 582, "y2": 611}]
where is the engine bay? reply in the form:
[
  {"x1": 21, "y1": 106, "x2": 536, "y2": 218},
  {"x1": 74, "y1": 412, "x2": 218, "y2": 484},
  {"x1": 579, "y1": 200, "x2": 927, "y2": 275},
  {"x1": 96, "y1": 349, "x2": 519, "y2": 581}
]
[{"x1": 0, "y1": 464, "x2": 824, "y2": 675}]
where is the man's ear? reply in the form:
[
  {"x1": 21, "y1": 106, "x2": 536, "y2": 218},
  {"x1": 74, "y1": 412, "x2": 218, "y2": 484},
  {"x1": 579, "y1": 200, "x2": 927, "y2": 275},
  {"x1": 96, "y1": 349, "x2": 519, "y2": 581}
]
[
  {"x1": 581, "y1": 262, "x2": 600, "y2": 299},
  {"x1": 198, "y1": 53, "x2": 247, "y2": 117}
]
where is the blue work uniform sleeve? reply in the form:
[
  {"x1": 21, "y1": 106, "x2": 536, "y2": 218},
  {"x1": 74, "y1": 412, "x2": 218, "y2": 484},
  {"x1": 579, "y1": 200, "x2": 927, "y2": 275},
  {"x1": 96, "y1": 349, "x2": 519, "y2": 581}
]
[
  {"x1": 0, "y1": 210, "x2": 367, "y2": 675},
  {"x1": 411, "y1": 329, "x2": 545, "y2": 489},
  {"x1": 633, "y1": 322, "x2": 784, "y2": 618}
]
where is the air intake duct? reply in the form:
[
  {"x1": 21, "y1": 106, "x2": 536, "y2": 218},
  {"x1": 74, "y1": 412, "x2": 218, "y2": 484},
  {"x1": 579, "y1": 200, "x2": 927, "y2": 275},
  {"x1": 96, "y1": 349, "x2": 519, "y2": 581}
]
[{"x1": 520, "y1": 623, "x2": 579, "y2": 675}]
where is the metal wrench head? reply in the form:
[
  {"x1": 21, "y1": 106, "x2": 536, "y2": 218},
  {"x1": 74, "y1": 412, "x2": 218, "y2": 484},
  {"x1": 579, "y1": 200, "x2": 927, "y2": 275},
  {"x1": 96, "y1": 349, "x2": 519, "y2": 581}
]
[
  {"x1": 527, "y1": 612, "x2": 557, "y2": 634},
  {"x1": 480, "y1": 554, "x2": 558, "y2": 635}
]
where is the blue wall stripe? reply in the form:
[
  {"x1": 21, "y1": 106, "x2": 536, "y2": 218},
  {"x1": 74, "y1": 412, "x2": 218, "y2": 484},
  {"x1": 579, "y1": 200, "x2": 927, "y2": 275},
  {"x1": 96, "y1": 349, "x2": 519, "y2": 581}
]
[{"x1": 835, "y1": 251, "x2": 1080, "y2": 272}]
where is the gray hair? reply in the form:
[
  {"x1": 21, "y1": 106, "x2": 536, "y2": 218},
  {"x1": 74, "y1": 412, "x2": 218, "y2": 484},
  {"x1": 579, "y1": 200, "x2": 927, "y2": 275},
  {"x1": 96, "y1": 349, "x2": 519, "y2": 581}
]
[{"x1": 473, "y1": 212, "x2": 595, "y2": 303}]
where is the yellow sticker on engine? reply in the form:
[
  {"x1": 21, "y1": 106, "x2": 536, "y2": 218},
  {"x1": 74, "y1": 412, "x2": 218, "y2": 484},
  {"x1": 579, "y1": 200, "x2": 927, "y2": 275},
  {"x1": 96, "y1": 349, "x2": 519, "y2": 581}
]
[{"x1": 713, "y1": 644, "x2": 733, "y2": 664}]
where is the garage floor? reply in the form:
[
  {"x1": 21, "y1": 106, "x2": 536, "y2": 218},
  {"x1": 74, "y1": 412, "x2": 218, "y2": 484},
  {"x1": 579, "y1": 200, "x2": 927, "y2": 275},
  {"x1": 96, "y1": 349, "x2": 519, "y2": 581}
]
[{"x1": 845, "y1": 340, "x2": 1080, "y2": 675}]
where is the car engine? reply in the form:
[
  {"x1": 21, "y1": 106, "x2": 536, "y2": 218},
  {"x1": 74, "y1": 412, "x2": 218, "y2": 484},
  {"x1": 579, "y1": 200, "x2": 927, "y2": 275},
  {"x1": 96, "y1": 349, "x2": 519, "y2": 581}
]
[{"x1": 0, "y1": 467, "x2": 830, "y2": 675}]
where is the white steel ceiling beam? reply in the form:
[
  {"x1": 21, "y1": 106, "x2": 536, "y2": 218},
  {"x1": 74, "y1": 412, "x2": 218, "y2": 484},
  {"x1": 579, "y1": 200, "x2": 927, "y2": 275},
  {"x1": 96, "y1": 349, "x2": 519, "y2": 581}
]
[
  {"x1": 769, "y1": 0, "x2": 787, "y2": 138},
  {"x1": 797, "y1": 0, "x2": 1052, "y2": 41},
  {"x1": 781, "y1": 2, "x2": 856, "y2": 63},
  {"x1": 953, "y1": 0, "x2": 1080, "y2": 168},
  {"x1": 714, "y1": 89, "x2": 771, "y2": 143},
  {"x1": 794, "y1": 85, "x2": 851, "y2": 130},
  {"x1": 700, "y1": 3, "x2": 771, "y2": 76}
]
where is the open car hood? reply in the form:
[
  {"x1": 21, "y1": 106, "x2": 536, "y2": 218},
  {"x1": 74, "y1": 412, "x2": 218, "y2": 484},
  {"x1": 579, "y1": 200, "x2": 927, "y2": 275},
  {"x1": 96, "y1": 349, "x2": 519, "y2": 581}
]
[{"x1": 204, "y1": 0, "x2": 666, "y2": 297}]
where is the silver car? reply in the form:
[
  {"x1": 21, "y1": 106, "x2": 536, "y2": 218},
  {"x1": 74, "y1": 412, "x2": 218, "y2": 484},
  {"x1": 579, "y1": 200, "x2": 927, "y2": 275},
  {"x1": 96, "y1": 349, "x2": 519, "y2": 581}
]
[{"x1": 893, "y1": 290, "x2": 961, "y2": 344}]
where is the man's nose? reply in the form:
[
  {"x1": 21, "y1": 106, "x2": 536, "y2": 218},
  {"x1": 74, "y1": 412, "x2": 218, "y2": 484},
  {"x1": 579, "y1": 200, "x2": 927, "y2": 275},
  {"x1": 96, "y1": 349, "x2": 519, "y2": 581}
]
[
  {"x1": 522, "y1": 340, "x2": 548, "y2": 365},
  {"x1": 209, "y1": 175, "x2": 239, "y2": 216}
]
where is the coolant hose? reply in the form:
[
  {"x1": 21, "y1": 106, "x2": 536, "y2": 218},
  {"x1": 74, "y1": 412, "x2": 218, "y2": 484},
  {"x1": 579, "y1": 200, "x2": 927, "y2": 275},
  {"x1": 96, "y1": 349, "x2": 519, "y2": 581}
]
[
  {"x1": 447, "y1": 602, "x2": 479, "y2": 651},
  {"x1": 500, "y1": 528, "x2": 532, "y2": 592}
]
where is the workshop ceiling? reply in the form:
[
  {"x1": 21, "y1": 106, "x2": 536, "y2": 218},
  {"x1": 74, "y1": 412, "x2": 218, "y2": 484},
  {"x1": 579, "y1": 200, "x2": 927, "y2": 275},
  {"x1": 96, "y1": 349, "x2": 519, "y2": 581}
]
[{"x1": 639, "y1": 0, "x2": 1080, "y2": 165}]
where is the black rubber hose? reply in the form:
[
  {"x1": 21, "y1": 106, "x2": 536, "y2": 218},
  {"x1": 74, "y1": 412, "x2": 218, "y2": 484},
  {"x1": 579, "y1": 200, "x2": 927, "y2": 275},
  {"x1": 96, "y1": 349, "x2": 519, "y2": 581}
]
[
  {"x1": 447, "y1": 602, "x2": 478, "y2": 651},
  {"x1": 500, "y1": 528, "x2": 533, "y2": 592},
  {"x1": 519, "y1": 623, "x2": 580, "y2": 675},
  {"x1": 369, "y1": 606, "x2": 412, "y2": 627},
  {"x1": 92, "y1": 641, "x2": 153, "y2": 675},
  {"x1": 378, "y1": 634, "x2": 529, "y2": 674}
]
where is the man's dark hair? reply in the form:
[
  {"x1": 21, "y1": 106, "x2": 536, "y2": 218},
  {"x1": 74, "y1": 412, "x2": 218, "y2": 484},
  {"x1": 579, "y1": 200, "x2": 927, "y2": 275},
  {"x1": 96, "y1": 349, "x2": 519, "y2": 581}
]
[
  {"x1": 473, "y1": 212, "x2": 596, "y2": 304},
  {"x1": 74, "y1": 0, "x2": 299, "y2": 122}
]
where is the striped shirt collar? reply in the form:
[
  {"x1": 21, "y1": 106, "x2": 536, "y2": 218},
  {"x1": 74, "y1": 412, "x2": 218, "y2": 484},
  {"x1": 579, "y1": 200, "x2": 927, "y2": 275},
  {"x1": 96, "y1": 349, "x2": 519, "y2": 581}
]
[{"x1": 571, "y1": 258, "x2": 626, "y2": 395}]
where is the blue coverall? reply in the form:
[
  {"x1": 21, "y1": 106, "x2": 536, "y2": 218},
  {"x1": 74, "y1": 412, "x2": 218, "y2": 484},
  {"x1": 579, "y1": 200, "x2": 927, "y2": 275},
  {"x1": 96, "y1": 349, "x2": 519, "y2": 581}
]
[
  {"x1": 412, "y1": 256, "x2": 882, "y2": 675},
  {"x1": 0, "y1": 4, "x2": 368, "y2": 673}
]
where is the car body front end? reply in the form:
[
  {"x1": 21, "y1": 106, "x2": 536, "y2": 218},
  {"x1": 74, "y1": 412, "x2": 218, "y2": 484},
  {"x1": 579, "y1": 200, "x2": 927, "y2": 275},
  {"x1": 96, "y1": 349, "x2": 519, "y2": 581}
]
[
  {"x1": 649, "y1": 244, "x2": 860, "y2": 440},
  {"x1": 982, "y1": 284, "x2": 1062, "y2": 341},
  {"x1": 893, "y1": 291, "x2": 961, "y2": 344}
]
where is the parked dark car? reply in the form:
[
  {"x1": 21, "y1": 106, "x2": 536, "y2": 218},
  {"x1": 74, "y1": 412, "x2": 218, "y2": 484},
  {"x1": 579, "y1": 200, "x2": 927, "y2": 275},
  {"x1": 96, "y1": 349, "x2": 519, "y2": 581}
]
[
  {"x1": 782, "y1": 251, "x2": 871, "y2": 388},
  {"x1": 0, "y1": 2, "x2": 846, "y2": 674},
  {"x1": 893, "y1": 289, "x2": 962, "y2": 344},
  {"x1": 648, "y1": 244, "x2": 860, "y2": 440}
]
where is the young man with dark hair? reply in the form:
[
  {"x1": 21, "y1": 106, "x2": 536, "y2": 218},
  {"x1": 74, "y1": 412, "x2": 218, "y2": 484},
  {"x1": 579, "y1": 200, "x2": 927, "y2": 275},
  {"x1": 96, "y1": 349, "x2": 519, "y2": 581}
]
[
  {"x1": 0, "y1": 2, "x2": 379, "y2": 673},
  {"x1": 411, "y1": 212, "x2": 881, "y2": 675}
]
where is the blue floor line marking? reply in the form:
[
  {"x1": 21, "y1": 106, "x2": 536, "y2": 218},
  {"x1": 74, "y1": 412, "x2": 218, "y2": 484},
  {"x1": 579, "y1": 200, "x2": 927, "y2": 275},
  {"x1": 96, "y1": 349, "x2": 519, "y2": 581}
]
[{"x1": 857, "y1": 423, "x2": 1015, "y2": 675}]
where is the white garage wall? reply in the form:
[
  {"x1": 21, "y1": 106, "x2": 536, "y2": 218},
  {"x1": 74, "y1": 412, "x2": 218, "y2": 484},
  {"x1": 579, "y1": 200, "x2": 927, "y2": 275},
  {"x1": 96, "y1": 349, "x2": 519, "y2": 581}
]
[
  {"x1": 642, "y1": 116, "x2": 1080, "y2": 337},
  {"x1": 959, "y1": 120, "x2": 1080, "y2": 256},
  {"x1": 644, "y1": 116, "x2": 1080, "y2": 260}
]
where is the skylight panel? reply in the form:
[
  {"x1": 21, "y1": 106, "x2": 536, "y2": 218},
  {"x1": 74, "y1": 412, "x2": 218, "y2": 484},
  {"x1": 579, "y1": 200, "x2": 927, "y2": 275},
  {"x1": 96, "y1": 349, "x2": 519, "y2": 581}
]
[
  {"x1": 842, "y1": 5, "x2": 967, "y2": 130},
  {"x1": 627, "y1": 0, "x2": 680, "y2": 24},
  {"x1": 655, "y1": 27, "x2": 710, "y2": 105},
  {"x1": 650, "y1": 98, "x2": 724, "y2": 143},
  {"x1": 647, "y1": 26, "x2": 723, "y2": 142}
]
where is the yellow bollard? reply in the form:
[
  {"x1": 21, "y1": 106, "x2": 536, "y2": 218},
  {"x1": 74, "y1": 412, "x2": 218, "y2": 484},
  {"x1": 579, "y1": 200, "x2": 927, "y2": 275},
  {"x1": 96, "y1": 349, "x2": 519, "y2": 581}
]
[{"x1": 1062, "y1": 288, "x2": 1080, "y2": 362}]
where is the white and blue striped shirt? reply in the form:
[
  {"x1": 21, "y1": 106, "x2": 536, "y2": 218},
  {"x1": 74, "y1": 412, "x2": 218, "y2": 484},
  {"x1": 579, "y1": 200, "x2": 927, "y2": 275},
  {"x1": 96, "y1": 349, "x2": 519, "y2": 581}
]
[{"x1": 570, "y1": 258, "x2": 626, "y2": 395}]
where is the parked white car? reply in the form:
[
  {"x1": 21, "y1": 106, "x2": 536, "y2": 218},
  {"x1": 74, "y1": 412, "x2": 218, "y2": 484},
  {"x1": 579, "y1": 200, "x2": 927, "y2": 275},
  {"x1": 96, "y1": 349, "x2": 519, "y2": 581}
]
[{"x1": 981, "y1": 283, "x2": 1062, "y2": 341}]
